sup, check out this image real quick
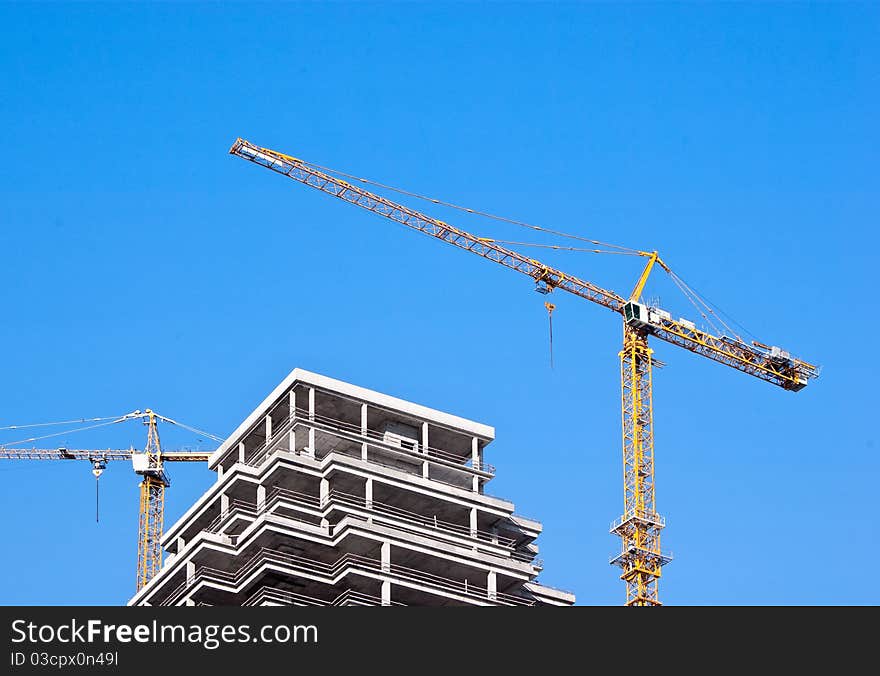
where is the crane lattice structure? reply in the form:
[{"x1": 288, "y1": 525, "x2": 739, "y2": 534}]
[
  {"x1": 0, "y1": 410, "x2": 214, "y2": 591},
  {"x1": 230, "y1": 137, "x2": 819, "y2": 605}
]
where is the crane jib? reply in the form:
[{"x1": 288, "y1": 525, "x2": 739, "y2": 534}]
[
  {"x1": 230, "y1": 137, "x2": 817, "y2": 393},
  {"x1": 229, "y1": 139, "x2": 623, "y2": 309}
]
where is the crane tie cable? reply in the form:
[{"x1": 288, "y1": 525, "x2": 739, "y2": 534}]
[
  {"x1": 476, "y1": 239, "x2": 640, "y2": 255},
  {"x1": 667, "y1": 268, "x2": 758, "y2": 343},
  {"x1": 305, "y1": 154, "x2": 768, "y2": 347},
  {"x1": 0, "y1": 414, "x2": 130, "y2": 431},
  {"x1": 296, "y1": 158, "x2": 642, "y2": 255},
  {"x1": 256, "y1": 143, "x2": 770, "y2": 349},
  {"x1": 0, "y1": 418, "x2": 128, "y2": 448},
  {"x1": 0, "y1": 410, "x2": 223, "y2": 448},
  {"x1": 153, "y1": 414, "x2": 224, "y2": 443}
]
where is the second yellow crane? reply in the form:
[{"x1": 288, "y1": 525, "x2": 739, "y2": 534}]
[{"x1": 0, "y1": 410, "x2": 213, "y2": 591}]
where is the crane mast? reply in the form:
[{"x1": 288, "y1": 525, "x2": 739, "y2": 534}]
[
  {"x1": 614, "y1": 327, "x2": 663, "y2": 603},
  {"x1": 137, "y1": 410, "x2": 168, "y2": 591},
  {"x1": 230, "y1": 137, "x2": 818, "y2": 605},
  {"x1": 609, "y1": 253, "x2": 668, "y2": 604}
]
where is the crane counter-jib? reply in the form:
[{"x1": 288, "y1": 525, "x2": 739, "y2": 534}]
[{"x1": 623, "y1": 304, "x2": 818, "y2": 390}]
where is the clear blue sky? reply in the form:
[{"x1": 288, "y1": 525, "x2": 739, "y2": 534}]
[{"x1": 0, "y1": 3, "x2": 876, "y2": 606}]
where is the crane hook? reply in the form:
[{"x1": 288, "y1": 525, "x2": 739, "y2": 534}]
[
  {"x1": 544, "y1": 301, "x2": 556, "y2": 369},
  {"x1": 91, "y1": 459, "x2": 106, "y2": 523}
]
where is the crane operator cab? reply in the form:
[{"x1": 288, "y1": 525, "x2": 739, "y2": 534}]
[{"x1": 624, "y1": 301, "x2": 671, "y2": 330}]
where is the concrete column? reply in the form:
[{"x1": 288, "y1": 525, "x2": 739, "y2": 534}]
[
  {"x1": 490, "y1": 526, "x2": 499, "y2": 544},
  {"x1": 308, "y1": 387, "x2": 316, "y2": 457},
  {"x1": 238, "y1": 441, "x2": 245, "y2": 464},
  {"x1": 469, "y1": 507, "x2": 478, "y2": 538},
  {"x1": 487, "y1": 570, "x2": 497, "y2": 601},
  {"x1": 184, "y1": 598, "x2": 195, "y2": 607},
  {"x1": 220, "y1": 493, "x2": 230, "y2": 517},
  {"x1": 360, "y1": 403, "x2": 368, "y2": 461},
  {"x1": 265, "y1": 414, "x2": 272, "y2": 442},
  {"x1": 381, "y1": 580, "x2": 391, "y2": 606},
  {"x1": 289, "y1": 385, "x2": 298, "y2": 454},
  {"x1": 186, "y1": 561, "x2": 195, "y2": 585},
  {"x1": 380, "y1": 541, "x2": 391, "y2": 573},
  {"x1": 422, "y1": 461, "x2": 429, "y2": 479},
  {"x1": 472, "y1": 475, "x2": 479, "y2": 492},
  {"x1": 421, "y1": 422, "x2": 429, "y2": 454},
  {"x1": 365, "y1": 477, "x2": 373, "y2": 509},
  {"x1": 471, "y1": 437, "x2": 480, "y2": 471},
  {"x1": 176, "y1": 536, "x2": 186, "y2": 554},
  {"x1": 216, "y1": 464, "x2": 224, "y2": 481},
  {"x1": 319, "y1": 476, "x2": 330, "y2": 529},
  {"x1": 257, "y1": 485, "x2": 266, "y2": 511}
]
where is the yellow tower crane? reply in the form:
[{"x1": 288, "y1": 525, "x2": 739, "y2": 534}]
[
  {"x1": 0, "y1": 409, "x2": 213, "y2": 591},
  {"x1": 230, "y1": 138, "x2": 819, "y2": 606}
]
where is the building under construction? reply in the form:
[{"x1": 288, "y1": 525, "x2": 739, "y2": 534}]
[{"x1": 128, "y1": 369, "x2": 574, "y2": 607}]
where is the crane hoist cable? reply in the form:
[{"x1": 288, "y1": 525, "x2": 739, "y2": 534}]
[{"x1": 93, "y1": 459, "x2": 106, "y2": 523}]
